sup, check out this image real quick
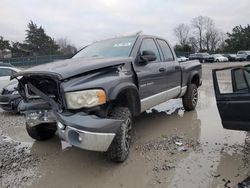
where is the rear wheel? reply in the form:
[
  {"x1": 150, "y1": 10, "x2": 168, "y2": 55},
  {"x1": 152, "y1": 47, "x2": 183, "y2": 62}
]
[
  {"x1": 26, "y1": 123, "x2": 56, "y2": 141},
  {"x1": 182, "y1": 84, "x2": 198, "y2": 111},
  {"x1": 106, "y1": 107, "x2": 132, "y2": 162}
]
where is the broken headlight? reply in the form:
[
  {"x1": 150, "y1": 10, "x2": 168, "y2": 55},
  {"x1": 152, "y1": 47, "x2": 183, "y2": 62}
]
[{"x1": 65, "y1": 89, "x2": 106, "y2": 109}]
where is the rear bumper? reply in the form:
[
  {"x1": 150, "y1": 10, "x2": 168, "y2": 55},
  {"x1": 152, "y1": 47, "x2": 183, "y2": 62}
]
[
  {"x1": 25, "y1": 109, "x2": 122, "y2": 152},
  {"x1": 0, "y1": 94, "x2": 21, "y2": 112}
]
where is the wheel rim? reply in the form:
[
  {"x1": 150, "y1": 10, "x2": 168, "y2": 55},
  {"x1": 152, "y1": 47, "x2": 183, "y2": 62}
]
[
  {"x1": 124, "y1": 118, "x2": 132, "y2": 151},
  {"x1": 192, "y1": 89, "x2": 198, "y2": 106}
]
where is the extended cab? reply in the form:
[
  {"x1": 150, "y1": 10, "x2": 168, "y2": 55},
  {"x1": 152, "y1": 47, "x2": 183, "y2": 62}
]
[{"x1": 13, "y1": 34, "x2": 202, "y2": 162}]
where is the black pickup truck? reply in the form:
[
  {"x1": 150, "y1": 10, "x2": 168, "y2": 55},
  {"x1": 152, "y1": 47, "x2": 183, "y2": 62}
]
[{"x1": 12, "y1": 34, "x2": 202, "y2": 162}]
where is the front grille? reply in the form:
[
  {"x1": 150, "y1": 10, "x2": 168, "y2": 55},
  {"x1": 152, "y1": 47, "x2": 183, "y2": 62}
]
[{"x1": 20, "y1": 76, "x2": 62, "y2": 106}]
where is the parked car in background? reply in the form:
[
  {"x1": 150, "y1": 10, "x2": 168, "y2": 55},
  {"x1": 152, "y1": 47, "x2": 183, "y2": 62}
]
[
  {"x1": 236, "y1": 51, "x2": 250, "y2": 61},
  {"x1": 206, "y1": 55, "x2": 215, "y2": 63},
  {"x1": 212, "y1": 54, "x2": 229, "y2": 62},
  {"x1": 0, "y1": 63, "x2": 20, "y2": 92},
  {"x1": 189, "y1": 53, "x2": 210, "y2": 63},
  {"x1": 0, "y1": 80, "x2": 22, "y2": 112},
  {"x1": 177, "y1": 56, "x2": 189, "y2": 62},
  {"x1": 223, "y1": 54, "x2": 237, "y2": 62}
]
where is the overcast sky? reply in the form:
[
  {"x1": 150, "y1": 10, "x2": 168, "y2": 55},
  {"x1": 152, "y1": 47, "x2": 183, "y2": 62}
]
[{"x1": 1, "y1": 0, "x2": 250, "y2": 48}]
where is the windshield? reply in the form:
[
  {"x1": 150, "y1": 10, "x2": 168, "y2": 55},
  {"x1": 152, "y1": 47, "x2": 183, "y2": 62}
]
[{"x1": 73, "y1": 36, "x2": 137, "y2": 59}]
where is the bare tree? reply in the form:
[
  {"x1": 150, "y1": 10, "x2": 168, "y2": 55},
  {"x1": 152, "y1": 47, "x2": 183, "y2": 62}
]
[
  {"x1": 189, "y1": 37, "x2": 199, "y2": 52},
  {"x1": 192, "y1": 16, "x2": 213, "y2": 51},
  {"x1": 217, "y1": 31, "x2": 227, "y2": 52},
  {"x1": 174, "y1": 24, "x2": 190, "y2": 46},
  {"x1": 57, "y1": 38, "x2": 77, "y2": 55},
  {"x1": 203, "y1": 18, "x2": 215, "y2": 51}
]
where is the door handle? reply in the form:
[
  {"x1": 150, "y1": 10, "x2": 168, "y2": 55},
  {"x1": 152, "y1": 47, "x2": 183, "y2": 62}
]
[{"x1": 159, "y1": 68, "x2": 166, "y2": 72}]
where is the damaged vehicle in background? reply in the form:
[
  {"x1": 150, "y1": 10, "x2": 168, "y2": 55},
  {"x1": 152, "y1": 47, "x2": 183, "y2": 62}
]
[
  {"x1": 0, "y1": 80, "x2": 22, "y2": 112},
  {"x1": 0, "y1": 63, "x2": 20, "y2": 91},
  {"x1": 13, "y1": 33, "x2": 202, "y2": 162}
]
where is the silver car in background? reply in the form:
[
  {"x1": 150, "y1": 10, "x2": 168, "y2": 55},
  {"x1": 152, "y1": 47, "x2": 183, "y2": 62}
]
[{"x1": 236, "y1": 51, "x2": 250, "y2": 61}]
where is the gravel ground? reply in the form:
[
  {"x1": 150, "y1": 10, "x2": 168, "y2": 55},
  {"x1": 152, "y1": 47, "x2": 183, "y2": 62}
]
[{"x1": 0, "y1": 131, "x2": 40, "y2": 188}]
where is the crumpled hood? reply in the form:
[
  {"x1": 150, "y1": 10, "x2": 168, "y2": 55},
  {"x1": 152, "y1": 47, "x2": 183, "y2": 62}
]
[{"x1": 12, "y1": 56, "x2": 132, "y2": 80}]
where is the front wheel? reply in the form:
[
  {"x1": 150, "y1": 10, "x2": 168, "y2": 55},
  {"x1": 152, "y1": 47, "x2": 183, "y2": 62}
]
[
  {"x1": 182, "y1": 84, "x2": 198, "y2": 111},
  {"x1": 106, "y1": 107, "x2": 132, "y2": 162},
  {"x1": 26, "y1": 123, "x2": 56, "y2": 141}
]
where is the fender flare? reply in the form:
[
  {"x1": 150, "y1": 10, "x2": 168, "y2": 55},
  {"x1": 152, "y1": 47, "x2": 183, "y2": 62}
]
[
  {"x1": 108, "y1": 82, "x2": 140, "y2": 116},
  {"x1": 108, "y1": 82, "x2": 139, "y2": 100},
  {"x1": 187, "y1": 71, "x2": 200, "y2": 85}
]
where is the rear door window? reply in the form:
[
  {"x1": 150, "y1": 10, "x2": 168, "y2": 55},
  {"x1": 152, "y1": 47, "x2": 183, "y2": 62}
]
[{"x1": 157, "y1": 39, "x2": 174, "y2": 61}]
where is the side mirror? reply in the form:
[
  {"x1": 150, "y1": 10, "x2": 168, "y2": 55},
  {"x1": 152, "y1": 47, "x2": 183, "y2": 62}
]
[{"x1": 139, "y1": 50, "x2": 157, "y2": 64}]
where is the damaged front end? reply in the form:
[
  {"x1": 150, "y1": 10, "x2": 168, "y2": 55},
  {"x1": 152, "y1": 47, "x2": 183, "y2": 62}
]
[{"x1": 15, "y1": 73, "x2": 122, "y2": 152}]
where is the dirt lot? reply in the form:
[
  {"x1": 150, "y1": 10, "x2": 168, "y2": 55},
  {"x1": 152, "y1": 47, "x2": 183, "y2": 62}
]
[{"x1": 0, "y1": 62, "x2": 249, "y2": 188}]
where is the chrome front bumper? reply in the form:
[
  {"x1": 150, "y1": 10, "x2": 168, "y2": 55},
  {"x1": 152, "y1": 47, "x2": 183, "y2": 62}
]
[{"x1": 57, "y1": 123, "x2": 115, "y2": 152}]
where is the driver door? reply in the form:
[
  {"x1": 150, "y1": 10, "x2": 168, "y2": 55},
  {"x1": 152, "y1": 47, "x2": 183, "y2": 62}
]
[
  {"x1": 213, "y1": 65, "x2": 250, "y2": 131},
  {"x1": 135, "y1": 38, "x2": 168, "y2": 111}
]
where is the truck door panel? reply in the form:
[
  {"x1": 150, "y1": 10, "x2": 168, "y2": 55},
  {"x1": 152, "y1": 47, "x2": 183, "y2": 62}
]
[
  {"x1": 134, "y1": 38, "x2": 168, "y2": 111},
  {"x1": 213, "y1": 66, "x2": 250, "y2": 131}
]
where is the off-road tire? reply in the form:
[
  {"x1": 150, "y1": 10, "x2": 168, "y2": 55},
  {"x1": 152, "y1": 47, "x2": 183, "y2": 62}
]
[
  {"x1": 106, "y1": 107, "x2": 132, "y2": 162},
  {"x1": 26, "y1": 123, "x2": 56, "y2": 141},
  {"x1": 182, "y1": 84, "x2": 198, "y2": 111}
]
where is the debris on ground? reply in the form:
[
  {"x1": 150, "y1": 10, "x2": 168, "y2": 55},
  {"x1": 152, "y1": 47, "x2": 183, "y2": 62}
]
[
  {"x1": 137, "y1": 135, "x2": 201, "y2": 155},
  {"x1": 175, "y1": 141, "x2": 183, "y2": 146}
]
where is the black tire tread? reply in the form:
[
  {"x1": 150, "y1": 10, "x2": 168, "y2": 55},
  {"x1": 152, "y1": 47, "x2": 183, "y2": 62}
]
[
  {"x1": 107, "y1": 107, "x2": 132, "y2": 162},
  {"x1": 182, "y1": 84, "x2": 198, "y2": 111},
  {"x1": 26, "y1": 123, "x2": 56, "y2": 141}
]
